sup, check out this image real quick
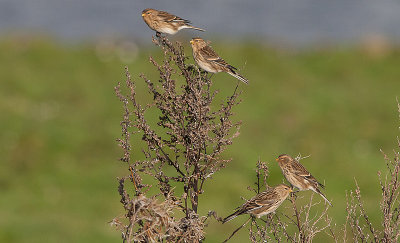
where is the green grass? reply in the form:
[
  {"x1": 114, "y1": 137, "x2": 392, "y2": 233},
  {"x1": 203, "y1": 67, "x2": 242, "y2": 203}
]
[{"x1": 1, "y1": 36, "x2": 400, "y2": 242}]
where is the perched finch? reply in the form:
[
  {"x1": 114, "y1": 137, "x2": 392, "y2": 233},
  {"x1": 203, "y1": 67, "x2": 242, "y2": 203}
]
[
  {"x1": 276, "y1": 154, "x2": 333, "y2": 207},
  {"x1": 190, "y1": 37, "x2": 249, "y2": 84},
  {"x1": 223, "y1": 184, "x2": 292, "y2": 223},
  {"x1": 141, "y1": 8, "x2": 205, "y2": 35}
]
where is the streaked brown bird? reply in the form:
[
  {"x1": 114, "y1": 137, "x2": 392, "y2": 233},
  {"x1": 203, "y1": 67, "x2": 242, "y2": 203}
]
[
  {"x1": 276, "y1": 154, "x2": 333, "y2": 207},
  {"x1": 223, "y1": 184, "x2": 292, "y2": 223},
  {"x1": 141, "y1": 8, "x2": 205, "y2": 35},
  {"x1": 190, "y1": 37, "x2": 249, "y2": 84}
]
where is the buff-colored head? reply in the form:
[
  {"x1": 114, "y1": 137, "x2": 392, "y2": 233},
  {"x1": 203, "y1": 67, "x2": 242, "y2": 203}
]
[
  {"x1": 142, "y1": 8, "x2": 156, "y2": 17},
  {"x1": 141, "y1": 8, "x2": 157, "y2": 24},
  {"x1": 276, "y1": 154, "x2": 293, "y2": 165},
  {"x1": 275, "y1": 184, "x2": 293, "y2": 197},
  {"x1": 190, "y1": 37, "x2": 208, "y2": 50}
]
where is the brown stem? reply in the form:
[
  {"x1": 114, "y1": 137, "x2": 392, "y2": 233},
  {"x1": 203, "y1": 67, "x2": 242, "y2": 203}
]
[
  {"x1": 158, "y1": 145, "x2": 186, "y2": 177},
  {"x1": 192, "y1": 164, "x2": 200, "y2": 213},
  {"x1": 290, "y1": 194, "x2": 304, "y2": 241},
  {"x1": 223, "y1": 216, "x2": 252, "y2": 243}
]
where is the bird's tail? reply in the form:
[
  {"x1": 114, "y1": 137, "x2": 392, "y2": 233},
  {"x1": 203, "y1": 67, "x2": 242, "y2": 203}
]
[
  {"x1": 222, "y1": 210, "x2": 242, "y2": 224},
  {"x1": 314, "y1": 188, "x2": 333, "y2": 207},
  {"x1": 227, "y1": 69, "x2": 249, "y2": 84},
  {"x1": 185, "y1": 25, "x2": 205, "y2": 32}
]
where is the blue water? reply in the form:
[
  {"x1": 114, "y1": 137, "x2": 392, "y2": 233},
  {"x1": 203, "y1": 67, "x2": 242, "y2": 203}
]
[{"x1": 0, "y1": 0, "x2": 399, "y2": 45}]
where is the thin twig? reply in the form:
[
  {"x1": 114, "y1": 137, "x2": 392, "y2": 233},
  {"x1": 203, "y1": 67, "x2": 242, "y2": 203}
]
[{"x1": 223, "y1": 217, "x2": 252, "y2": 243}]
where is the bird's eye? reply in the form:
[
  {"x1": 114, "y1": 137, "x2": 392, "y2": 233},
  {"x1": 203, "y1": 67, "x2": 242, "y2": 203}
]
[{"x1": 147, "y1": 12, "x2": 151, "y2": 15}]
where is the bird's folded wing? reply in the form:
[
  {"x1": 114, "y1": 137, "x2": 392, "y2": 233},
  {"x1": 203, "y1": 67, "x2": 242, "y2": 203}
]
[
  {"x1": 254, "y1": 191, "x2": 279, "y2": 206},
  {"x1": 200, "y1": 46, "x2": 223, "y2": 61},
  {"x1": 214, "y1": 59, "x2": 235, "y2": 70},
  {"x1": 237, "y1": 190, "x2": 278, "y2": 214},
  {"x1": 291, "y1": 162, "x2": 323, "y2": 187},
  {"x1": 290, "y1": 162, "x2": 312, "y2": 177},
  {"x1": 200, "y1": 46, "x2": 238, "y2": 71},
  {"x1": 158, "y1": 11, "x2": 190, "y2": 24},
  {"x1": 241, "y1": 200, "x2": 263, "y2": 213}
]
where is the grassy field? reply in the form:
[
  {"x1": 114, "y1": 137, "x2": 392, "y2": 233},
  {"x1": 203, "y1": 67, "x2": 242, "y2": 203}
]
[{"x1": 1, "y1": 36, "x2": 400, "y2": 242}]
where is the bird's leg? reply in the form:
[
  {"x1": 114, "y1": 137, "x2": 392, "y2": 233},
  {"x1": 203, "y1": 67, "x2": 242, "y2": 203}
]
[
  {"x1": 155, "y1": 31, "x2": 168, "y2": 45},
  {"x1": 203, "y1": 72, "x2": 213, "y2": 82},
  {"x1": 289, "y1": 184, "x2": 300, "y2": 193},
  {"x1": 290, "y1": 191, "x2": 298, "y2": 200},
  {"x1": 260, "y1": 213, "x2": 274, "y2": 226}
]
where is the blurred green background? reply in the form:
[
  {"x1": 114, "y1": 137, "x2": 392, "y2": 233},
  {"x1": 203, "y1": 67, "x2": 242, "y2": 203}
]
[{"x1": 1, "y1": 35, "x2": 400, "y2": 242}]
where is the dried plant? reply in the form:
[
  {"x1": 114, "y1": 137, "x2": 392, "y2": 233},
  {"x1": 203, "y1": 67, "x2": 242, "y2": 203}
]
[
  {"x1": 110, "y1": 178, "x2": 182, "y2": 242},
  {"x1": 112, "y1": 35, "x2": 241, "y2": 242},
  {"x1": 344, "y1": 102, "x2": 400, "y2": 243},
  {"x1": 110, "y1": 29, "x2": 400, "y2": 242},
  {"x1": 246, "y1": 194, "x2": 334, "y2": 243},
  {"x1": 283, "y1": 155, "x2": 336, "y2": 243},
  {"x1": 224, "y1": 159, "x2": 335, "y2": 243},
  {"x1": 344, "y1": 180, "x2": 378, "y2": 242}
]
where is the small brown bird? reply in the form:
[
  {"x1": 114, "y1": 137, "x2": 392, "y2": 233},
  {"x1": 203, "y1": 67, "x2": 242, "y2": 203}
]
[
  {"x1": 190, "y1": 37, "x2": 249, "y2": 84},
  {"x1": 142, "y1": 8, "x2": 205, "y2": 35},
  {"x1": 276, "y1": 154, "x2": 333, "y2": 207},
  {"x1": 223, "y1": 184, "x2": 292, "y2": 223}
]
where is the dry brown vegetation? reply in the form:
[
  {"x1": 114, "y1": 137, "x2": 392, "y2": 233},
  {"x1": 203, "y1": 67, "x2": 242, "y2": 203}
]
[
  {"x1": 344, "y1": 103, "x2": 400, "y2": 242},
  {"x1": 112, "y1": 35, "x2": 240, "y2": 242},
  {"x1": 111, "y1": 35, "x2": 400, "y2": 242}
]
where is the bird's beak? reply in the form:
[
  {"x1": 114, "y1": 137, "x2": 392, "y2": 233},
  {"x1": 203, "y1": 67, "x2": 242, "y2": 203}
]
[
  {"x1": 190, "y1": 40, "x2": 193, "y2": 44},
  {"x1": 289, "y1": 188, "x2": 293, "y2": 192},
  {"x1": 275, "y1": 158, "x2": 279, "y2": 162},
  {"x1": 141, "y1": 13, "x2": 145, "y2": 17}
]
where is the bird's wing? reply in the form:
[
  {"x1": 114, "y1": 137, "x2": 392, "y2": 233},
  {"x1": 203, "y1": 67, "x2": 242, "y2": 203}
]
[
  {"x1": 290, "y1": 161, "x2": 312, "y2": 177},
  {"x1": 200, "y1": 46, "x2": 237, "y2": 69},
  {"x1": 157, "y1": 11, "x2": 191, "y2": 24},
  {"x1": 200, "y1": 46, "x2": 221, "y2": 61},
  {"x1": 236, "y1": 200, "x2": 260, "y2": 214},
  {"x1": 254, "y1": 190, "x2": 279, "y2": 206},
  {"x1": 239, "y1": 190, "x2": 278, "y2": 214},
  {"x1": 225, "y1": 199, "x2": 260, "y2": 218},
  {"x1": 291, "y1": 162, "x2": 324, "y2": 188}
]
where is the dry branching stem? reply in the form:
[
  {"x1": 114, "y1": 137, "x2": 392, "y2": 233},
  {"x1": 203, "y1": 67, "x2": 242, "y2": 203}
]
[{"x1": 113, "y1": 34, "x2": 242, "y2": 242}]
